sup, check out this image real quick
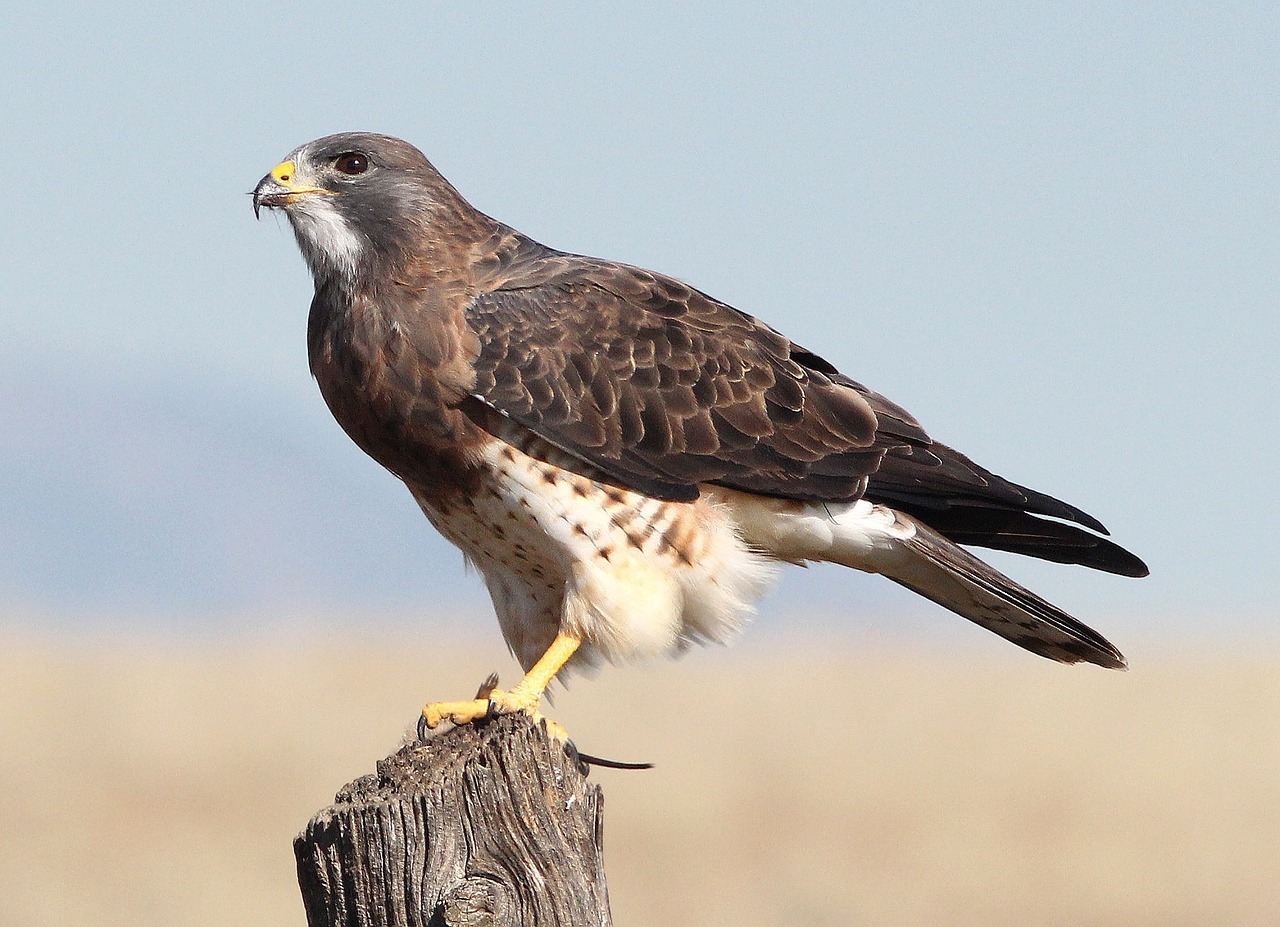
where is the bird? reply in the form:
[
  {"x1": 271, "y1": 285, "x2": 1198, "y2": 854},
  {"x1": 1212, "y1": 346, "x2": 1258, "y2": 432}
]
[{"x1": 252, "y1": 132, "x2": 1147, "y2": 732}]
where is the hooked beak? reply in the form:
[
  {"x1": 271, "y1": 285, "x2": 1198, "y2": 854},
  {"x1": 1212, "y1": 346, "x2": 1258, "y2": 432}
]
[{"x1": 251, "y1": 159, "x2": 337, "y2": 219}]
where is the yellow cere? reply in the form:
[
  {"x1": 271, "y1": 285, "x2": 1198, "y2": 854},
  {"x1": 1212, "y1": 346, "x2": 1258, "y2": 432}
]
[{"x1": 271, "y1": 161, "x2": 296, "y2": 185}]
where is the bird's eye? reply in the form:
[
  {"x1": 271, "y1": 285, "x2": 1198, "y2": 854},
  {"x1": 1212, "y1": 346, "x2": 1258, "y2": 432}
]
[{"x1": 334, "y1": 153, "x2": 369, "y2": 175}]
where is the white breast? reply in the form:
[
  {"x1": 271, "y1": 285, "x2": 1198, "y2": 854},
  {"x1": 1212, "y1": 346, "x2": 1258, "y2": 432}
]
[{"x1": 411, "y1": 434, "x2": 778, "y2": 674}]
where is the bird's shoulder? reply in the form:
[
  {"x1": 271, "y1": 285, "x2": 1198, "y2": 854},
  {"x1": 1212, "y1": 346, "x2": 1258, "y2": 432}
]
[
  {"x1": 453, "y1": 235, "x2": 887, "y2": 502},
  {"x1": 465, "y1": 233, "x2": 844, "y2": 404}
]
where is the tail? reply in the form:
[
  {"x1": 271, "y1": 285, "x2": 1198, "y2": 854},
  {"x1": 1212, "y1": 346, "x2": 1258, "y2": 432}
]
[
  {"x1": 718, "y1": 491, "x2": 1129, "y2": 669},
  {"x1": 870, "y1": 514, "x2": 1127, "y2": 669}
]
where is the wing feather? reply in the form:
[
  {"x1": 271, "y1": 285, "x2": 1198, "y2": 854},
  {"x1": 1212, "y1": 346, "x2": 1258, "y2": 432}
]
[
  {"x1": 466, "y1": 258, "x2": 882, "y2": 503},
  {"x1": 459, "y1": 241, "x2": 1147, "y2": 576}
]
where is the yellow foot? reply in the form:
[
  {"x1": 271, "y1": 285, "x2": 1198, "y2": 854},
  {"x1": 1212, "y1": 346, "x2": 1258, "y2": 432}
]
[
  {"x1": 418, "y1": 634, "x2": 582, "y2": 740},
  {"x1": 419, "y1": 683, "x2": 544, "y2": 730},
  {"x1": 418, "y1": 684, "x2": 570, "y2": 743}
]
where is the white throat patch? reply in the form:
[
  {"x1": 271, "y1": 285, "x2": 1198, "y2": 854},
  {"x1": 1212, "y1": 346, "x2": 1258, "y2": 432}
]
[{"x1": 286, "y1": 194, "x2": 365, "y2": 285}]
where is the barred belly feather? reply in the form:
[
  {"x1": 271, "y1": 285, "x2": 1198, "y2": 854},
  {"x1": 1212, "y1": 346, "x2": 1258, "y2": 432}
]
[{"x1": 412, "y1": 433, "x2": 777, "y2": 675}]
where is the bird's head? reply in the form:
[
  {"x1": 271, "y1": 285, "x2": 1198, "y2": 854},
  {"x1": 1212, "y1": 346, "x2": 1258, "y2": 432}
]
[{"x1": 253, "y1": 132, "x2": 471, "y2": 289}]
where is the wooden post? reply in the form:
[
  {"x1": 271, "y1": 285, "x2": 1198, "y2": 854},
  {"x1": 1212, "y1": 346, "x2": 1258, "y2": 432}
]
[{"x1": 294, "y1": 713, "x2": 612, "y2": 927}]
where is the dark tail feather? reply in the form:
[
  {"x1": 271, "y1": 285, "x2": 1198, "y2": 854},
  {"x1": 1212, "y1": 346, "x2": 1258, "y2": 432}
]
[
  {"x1": 882, "y1": 517, "x2": 1128, "y2": 669},
  {"x1": 892, "y1": 505, "x2": 1150, "y2": 577}
]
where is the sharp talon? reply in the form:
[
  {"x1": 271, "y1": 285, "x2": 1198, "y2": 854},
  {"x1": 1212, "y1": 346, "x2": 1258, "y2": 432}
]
[
  {"x1": 563, "y1": 739, "x2": 590, "y2": 776},
  {"x1": 416, "y1": 713, "x2": 429, "y2": 742}
]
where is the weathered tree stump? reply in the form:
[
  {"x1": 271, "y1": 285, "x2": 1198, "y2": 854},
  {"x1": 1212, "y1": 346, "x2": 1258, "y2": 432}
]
[{"x1": 295, "y1": 713, "x2": 612, "y2": 927}]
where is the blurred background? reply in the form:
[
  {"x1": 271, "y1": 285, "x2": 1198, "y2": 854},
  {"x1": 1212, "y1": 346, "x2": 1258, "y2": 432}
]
[{"x1": 2, "y1": 2, "x2": 1277, "y2": 925}]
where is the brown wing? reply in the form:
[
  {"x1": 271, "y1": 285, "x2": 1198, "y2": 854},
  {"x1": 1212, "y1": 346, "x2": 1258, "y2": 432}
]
[
  {"x1": 466, "y1": 258, "x2": 884, "y2": 503},
  {"x1": 465, "y1": 250, "x2": 1147, "y2": 577}
]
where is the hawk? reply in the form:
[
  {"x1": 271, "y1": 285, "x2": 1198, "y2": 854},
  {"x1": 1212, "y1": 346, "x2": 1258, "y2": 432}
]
[{"x1": 252, "y1": 133, "x2": 1147, "y2": 730}]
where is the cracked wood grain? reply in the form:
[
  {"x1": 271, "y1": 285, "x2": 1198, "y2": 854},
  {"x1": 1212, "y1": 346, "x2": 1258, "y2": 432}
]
[{"x1": 295, "y1": 714, "x2": 611, "y2": 927}]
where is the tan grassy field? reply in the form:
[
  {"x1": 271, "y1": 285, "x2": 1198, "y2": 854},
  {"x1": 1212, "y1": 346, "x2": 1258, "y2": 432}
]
[{"x1": 0, "y1": 626, "x2": 1276, "y2": 926}]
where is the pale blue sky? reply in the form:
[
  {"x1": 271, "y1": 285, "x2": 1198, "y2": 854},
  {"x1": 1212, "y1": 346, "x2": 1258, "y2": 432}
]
[{"x1": 2, "y1": 3, "x2": 1276, "y2": 647}]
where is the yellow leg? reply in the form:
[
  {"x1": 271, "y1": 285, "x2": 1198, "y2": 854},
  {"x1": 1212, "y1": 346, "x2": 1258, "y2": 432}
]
[{"x1": 421, "y1": 634, "x2": 581, "y2": 732}]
